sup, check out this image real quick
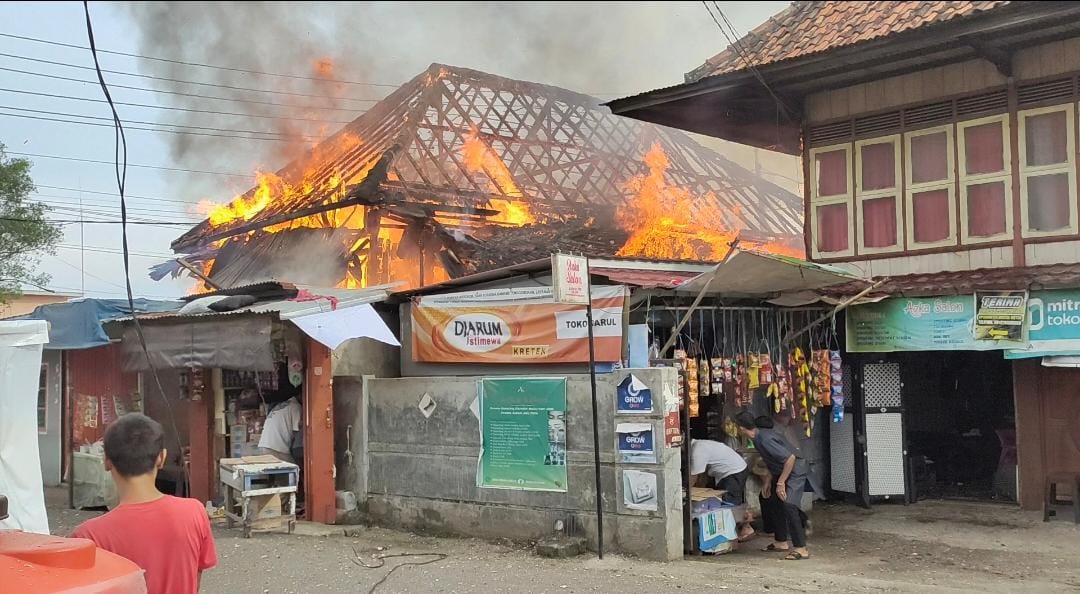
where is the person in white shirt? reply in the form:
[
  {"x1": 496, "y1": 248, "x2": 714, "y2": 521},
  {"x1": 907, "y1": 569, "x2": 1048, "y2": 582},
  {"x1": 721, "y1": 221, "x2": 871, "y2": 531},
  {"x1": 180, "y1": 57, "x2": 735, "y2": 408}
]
[
  {"x1": 691, "y1": 437, "x2": 756, "y2": 541},
  {"x1": 690, "y1": 438, "x2": 748, "y2": 504},
  {"x1": 258, "y1": 396, "x2": 302, "y2": 463}
]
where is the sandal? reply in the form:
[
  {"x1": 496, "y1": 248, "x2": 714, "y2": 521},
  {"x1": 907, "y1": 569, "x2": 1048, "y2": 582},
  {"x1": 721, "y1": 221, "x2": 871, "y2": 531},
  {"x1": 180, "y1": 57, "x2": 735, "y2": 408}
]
[
  {"x1": 783, "y1": 552, "x2": 809, "y2": 561},
  {"x1": 761, "y1": 543, "x2": 789, "y2": 552}
]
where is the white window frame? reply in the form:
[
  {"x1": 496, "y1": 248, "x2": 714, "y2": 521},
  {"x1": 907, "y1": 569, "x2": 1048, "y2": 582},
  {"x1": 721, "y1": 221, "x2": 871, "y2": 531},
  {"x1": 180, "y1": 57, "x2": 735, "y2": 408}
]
[
  {"x1": 855, "y1": 135, "x2": 903, "y2": 255},
  {"x1": 958, "y1": 114, "x2": 1013, "y2": 244},
  {"x1": 904, "y1": 125, "x2": 957, "y2": 249},
  {"x1": 1018, "y1": 103, "x2": 1077, "y2": 238},
  {"x1": 809, "y1": 143, "x2": 854, "y2": 259}
]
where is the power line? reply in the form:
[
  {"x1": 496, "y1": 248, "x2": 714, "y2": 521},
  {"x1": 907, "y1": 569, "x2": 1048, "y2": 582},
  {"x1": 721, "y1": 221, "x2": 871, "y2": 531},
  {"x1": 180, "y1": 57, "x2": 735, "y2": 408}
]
[
  {"x1": 0, "y1": 65, "x2": 371, "y2": 112},
  {"x1": 9, "y1": 215, "x2": 192, "y2": 227},
  {"x1": 0, "y1": 109, "x2": 316, "y2": 142},
  {"x1": 50, "y1": 254, "x2": 128, "y2": 290},
  {"x1": 36, "y1": 185, "x2": 207, "y2": 206},
  {"x1": 57, "y1": 244, "x2": 176, "y2": 259},
  {"x1": 41, "y1": 204, "x2": 200, "y2": 224},
  {"x1": 0, "y1": 31, "x2": 402, "y2": 89},
  {"x1": 42, "y1": 206, "x2": 192, "y2": 222},
  {"x1": 46, "y1": 208, "x2": 193, "y2": 226},
  {"x1": 0, "y1": 103, "x2": 322, "y2": 140},
  {"x1": 83, "y1": 1, "x2": 182, "y2": 476},
  {"x1": 0, "y1": 88, "x2": 355, "y2": 124},
  {"x1": 0, "y1": 32, "x2": 632, "y2": 97},
  {"x1": 704, "y1": 2, "x2": 793, "y2": 120},
  {"x1": 33, "y1": 192, "x2": 204, "y2": 214},
  {"x1": 54, "y1": 219, "x2": 194, "y2": 226},
  {"x1": 32, "y1": 201, "x2": 184, "y2": 223},
  {"x1": 9, "y1": 151, "x2": 250, "y2": 178},
  {"x1": 0, "y1": 51, "x2": 385, "y2": 103}
]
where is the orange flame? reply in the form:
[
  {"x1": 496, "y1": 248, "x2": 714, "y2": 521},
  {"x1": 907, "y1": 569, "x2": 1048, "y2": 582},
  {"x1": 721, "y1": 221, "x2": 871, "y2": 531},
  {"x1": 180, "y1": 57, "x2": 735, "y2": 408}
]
[
  {"x1": 313, "y1": 57, "x2": 335, "y2": 80},
  {"x1": 462, "y1": 130, "x2": 524, "y2": 199},
  {"x1": 616, "y1": 143, "x2": 735, "y2": 260},
  {"x1": 616, "y1": 142, "x2": 803, "y2": 260},
  {"x1": 460, "y1": 129, "x2": 534, "y2": 225},
  {"x1": 201, "y1": 133, "x2": 365, "y2": 231}
]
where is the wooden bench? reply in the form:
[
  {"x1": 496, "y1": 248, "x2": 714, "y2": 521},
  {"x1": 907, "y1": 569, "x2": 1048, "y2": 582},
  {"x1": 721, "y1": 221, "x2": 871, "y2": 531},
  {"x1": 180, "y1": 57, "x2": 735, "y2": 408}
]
[{"x1": 1043, "y1": 472, "x2": 1080, "y2": 524}]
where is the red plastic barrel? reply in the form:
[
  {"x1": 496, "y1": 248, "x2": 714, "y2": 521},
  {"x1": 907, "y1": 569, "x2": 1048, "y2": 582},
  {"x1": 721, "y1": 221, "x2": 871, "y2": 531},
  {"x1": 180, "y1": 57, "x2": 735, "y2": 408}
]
[{"x1": 0, "y1": 530, "x2": 145, "y2": 593}]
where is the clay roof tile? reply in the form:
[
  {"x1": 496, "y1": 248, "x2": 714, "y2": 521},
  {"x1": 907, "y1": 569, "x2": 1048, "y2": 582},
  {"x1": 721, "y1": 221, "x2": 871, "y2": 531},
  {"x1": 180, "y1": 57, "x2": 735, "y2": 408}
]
[{"x1": 691, "y1": 1, "x2": 1012, "y2": 80}]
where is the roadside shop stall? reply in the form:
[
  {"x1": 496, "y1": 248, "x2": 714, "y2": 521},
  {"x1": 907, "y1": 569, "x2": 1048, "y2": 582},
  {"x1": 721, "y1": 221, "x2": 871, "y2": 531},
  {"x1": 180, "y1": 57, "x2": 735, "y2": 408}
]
[
  {"x1": 370, "y1": 249, "x2": 867, "y2": 558},
  {"x1": 632, "y1": 249, "x2": 868, "y2": 553},
  {"x1": 106, "y1": 282, "x2": 398, "y2": 528}
]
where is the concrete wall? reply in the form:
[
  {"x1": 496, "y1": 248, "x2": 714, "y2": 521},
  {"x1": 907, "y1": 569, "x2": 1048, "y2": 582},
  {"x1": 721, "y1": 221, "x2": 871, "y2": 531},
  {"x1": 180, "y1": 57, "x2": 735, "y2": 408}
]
[
  {"x1": 362, "y1": 367, "x2": 683, "y2": 560},
  {"x1": 332, "y1": 338, "x2": 401, "y2": 497}
]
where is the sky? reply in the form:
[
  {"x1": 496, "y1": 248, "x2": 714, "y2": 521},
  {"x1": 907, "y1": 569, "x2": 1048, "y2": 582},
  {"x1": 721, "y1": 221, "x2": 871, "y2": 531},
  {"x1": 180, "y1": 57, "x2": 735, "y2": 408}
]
[{"x1": 0, "y1": 1, "x2": 789, "y2": 299}]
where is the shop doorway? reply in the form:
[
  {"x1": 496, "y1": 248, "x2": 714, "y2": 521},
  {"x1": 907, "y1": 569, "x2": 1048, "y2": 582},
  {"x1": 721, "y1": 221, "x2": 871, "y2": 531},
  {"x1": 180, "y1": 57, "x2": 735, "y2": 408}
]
[
  {"x1": 900, "y1": 350, "x2": 1016, "y2": 502},
  {"x1": 832, "y1": 351, "x2": 1016, "y2": 506}
]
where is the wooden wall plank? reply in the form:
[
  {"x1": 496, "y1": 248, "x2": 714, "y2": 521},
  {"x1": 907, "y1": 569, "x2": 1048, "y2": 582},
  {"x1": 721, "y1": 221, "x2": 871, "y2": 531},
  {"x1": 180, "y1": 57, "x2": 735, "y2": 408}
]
[
  {"x1": 304, "y1": 339, "x2": 337, "y2": 524},
  {"x1": 1013, "y1": 359, "x2": 1043, "y2": 511}
]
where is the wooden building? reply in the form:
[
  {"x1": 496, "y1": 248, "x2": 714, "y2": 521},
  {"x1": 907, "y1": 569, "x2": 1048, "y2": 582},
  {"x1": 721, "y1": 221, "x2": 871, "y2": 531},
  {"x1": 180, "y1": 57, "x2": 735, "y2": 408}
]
[
  {"x1": 162, "y1": 64, "x2": 804, "y2": 292},
  {"x1": 610, "y1": 1, "x2": 1080, "y2": 511}
]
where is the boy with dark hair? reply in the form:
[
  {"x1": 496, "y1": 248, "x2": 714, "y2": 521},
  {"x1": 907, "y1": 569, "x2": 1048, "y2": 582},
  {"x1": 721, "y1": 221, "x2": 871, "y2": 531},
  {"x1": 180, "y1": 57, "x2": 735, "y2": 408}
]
[{"x1": 73, "y1": 413, "x2": 217, "y2": 593}]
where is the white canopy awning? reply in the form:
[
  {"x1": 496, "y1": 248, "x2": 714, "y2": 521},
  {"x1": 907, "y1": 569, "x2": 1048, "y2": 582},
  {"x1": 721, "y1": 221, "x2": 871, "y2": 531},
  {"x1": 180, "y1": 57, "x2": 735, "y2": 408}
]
[
  {"x1": 289, "y1": 304, "x2": 399, "y2": 350},
  {"x1": 675, "y1": 249, "x2": 864, "y2": 297}
]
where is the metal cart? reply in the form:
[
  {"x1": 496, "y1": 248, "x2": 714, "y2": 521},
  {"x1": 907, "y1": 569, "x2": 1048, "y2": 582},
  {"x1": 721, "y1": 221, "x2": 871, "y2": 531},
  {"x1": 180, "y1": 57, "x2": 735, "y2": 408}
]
[{"x1": 219, "y1": 455, "x2": 299, "y2": 538}]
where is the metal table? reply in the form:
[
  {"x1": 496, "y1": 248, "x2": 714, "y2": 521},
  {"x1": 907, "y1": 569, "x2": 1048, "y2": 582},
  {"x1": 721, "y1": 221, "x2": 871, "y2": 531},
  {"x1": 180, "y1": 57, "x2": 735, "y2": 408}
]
[{"x1": 219, "y1": 455, "x2": 299, "y2": 538}]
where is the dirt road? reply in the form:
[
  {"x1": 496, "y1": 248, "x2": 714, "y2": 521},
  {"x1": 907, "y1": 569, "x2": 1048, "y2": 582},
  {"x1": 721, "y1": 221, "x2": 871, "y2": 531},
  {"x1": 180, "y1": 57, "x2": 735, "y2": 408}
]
[{"x1": 46, "y1": 490, "x2": 1080, "y2": 593}]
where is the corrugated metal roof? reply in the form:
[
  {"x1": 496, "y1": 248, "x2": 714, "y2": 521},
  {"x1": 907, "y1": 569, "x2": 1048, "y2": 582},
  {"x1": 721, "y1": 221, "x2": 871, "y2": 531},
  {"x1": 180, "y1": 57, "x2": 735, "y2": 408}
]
[
  {"x1": 391, "y1": 257, "x2": 716, "y2": 300},
  {"x1": 588, "y1": 267, "x2": 699, "y2": 289},
  {"x1": 109, "y1": 285, "x2": 393, "y2": 324}
]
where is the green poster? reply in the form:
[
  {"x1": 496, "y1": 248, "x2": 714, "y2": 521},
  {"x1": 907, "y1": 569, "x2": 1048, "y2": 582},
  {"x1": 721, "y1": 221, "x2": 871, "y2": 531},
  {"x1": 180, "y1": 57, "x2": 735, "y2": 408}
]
[
  {"x1": 846, "y1": 295, "x2": 1027, "y2": 352},
  {"x1": 478, "y1": 377, "x2": 567, "y2": 491}
]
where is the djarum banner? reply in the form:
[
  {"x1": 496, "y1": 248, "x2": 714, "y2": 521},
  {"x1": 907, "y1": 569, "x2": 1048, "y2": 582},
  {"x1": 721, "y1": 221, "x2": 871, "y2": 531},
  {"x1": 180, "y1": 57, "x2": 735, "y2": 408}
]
[{"x1": 411, "y1": 285, "x2": 625, "y2": 363}]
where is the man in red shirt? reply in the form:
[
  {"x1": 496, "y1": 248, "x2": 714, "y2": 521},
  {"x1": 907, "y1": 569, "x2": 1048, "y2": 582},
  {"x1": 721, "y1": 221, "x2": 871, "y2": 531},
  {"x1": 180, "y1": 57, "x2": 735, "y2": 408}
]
[{"x1": 73, "y1": 414, "x2": 217, "y2": 593}]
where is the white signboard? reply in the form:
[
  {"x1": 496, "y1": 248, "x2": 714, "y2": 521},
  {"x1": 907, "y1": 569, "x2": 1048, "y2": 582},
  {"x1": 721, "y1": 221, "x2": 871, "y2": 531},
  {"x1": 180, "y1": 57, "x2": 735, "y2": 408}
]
[{"x1": 551, "y1": 253, "x2": 589, "y2": 305}]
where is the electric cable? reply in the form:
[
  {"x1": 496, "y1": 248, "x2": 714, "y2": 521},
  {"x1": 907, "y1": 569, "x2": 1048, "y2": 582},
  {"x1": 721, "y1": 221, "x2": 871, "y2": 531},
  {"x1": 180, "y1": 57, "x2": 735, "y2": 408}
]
[
  {"x1": 0, "y1": 87, "x2": 355, "y2": 124},
  {"x1": 9, "y1": 151, "x2": 250, "y2": 178},
  {"x1": 0, "y1": 109, "x2": 313, "y2": 142},
  {"x1": 0, "y1": 51, "x2": 384, "y2": 102},
  {"x1": 83, "y1": 1, "x2": 186, "y2": 482},
  {"x1": 351, "y1": 547, "x2": 448, "y2": 594},
  {"x1": 0, "y1": 65, "x2": 370, "y2": 112}
]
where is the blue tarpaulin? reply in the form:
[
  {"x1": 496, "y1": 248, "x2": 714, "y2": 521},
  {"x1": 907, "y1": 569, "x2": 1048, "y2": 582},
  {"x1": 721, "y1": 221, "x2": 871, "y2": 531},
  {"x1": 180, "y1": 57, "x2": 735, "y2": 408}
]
[{"x1": 20, "y1": 298, "x2": 181, "y2": 350}]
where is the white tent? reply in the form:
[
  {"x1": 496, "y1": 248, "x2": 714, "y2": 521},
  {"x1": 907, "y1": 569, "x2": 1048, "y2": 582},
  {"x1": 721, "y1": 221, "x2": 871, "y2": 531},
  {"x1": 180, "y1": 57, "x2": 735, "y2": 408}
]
[{"x1": 0, "y1": 319, "x2": 50, "y2": 534}]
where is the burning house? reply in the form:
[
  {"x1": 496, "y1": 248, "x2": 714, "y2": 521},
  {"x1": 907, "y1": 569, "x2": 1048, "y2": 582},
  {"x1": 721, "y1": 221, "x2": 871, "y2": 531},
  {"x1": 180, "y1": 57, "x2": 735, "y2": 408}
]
[{"x1": 161, "y1": 64, "x2": 804, "y2": 291}]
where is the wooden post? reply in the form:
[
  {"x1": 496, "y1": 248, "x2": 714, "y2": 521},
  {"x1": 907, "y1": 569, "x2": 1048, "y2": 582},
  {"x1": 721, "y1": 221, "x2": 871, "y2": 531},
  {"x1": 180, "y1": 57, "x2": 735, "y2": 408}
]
[
  {"x1": 304, "y1": 338, "x2": 336, "y2": 524},
  {"x1": 188, "y1": 374, "x2": 214, "y2": 503},
  {"x1": 1007, "y1": 77, "x2": 1026, "y2": 268}
]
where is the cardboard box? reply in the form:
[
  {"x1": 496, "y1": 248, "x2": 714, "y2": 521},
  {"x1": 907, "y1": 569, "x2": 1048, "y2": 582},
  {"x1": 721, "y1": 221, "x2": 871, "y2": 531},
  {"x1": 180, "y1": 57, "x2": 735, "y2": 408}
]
[{"x1": 251, "y1": 494, "x2": 281, "y2": 519}]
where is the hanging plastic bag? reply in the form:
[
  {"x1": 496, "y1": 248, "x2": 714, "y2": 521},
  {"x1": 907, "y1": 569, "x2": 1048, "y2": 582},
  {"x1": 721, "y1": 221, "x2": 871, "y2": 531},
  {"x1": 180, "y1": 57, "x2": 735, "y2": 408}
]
[
  {"x1": 747, "y1": 352, "x2": 761, "y2": 390},
  {"x1": 698, "y1": 356, "x2": 711, "y2": 397},
  {"x1": 811, "y1": 349, "x2": 832, "y2": 406},
  {"x1": 710, "y1": 357, "x2": 725, "y2": 396}
]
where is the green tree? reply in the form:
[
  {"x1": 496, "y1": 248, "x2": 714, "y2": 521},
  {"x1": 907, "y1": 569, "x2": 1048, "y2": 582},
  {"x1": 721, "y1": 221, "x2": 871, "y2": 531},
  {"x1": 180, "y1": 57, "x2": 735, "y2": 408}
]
[{"x1": 0, "y1": 143, "x2": 61, "y2": 304}]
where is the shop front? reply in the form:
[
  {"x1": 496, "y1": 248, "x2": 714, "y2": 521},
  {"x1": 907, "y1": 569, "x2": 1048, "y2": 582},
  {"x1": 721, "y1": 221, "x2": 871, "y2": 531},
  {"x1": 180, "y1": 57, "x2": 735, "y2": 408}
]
[
  {"x1": 840, "y1": 290, "x2": 1080, "y2": 510},
  {"x1": 647, "y1": 250, "x2": 866, "y2": 553},
  {"x1": 363, "y1": 249, "x2": 866, "y2": 558},
  {"x1": 104, "y1": 284, "x2": 398, "y2": 527}
]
